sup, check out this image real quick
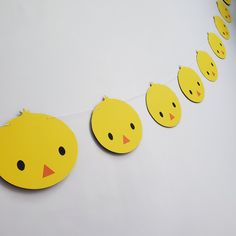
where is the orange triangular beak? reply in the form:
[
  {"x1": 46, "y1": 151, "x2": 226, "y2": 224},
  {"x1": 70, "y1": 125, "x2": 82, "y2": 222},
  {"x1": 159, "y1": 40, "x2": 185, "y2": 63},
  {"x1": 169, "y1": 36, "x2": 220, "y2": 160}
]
[
  {"x1": 169, "y1": 113, "x2": 175, "y2": 120},
  {"x1": 43, "y1": 165, "x2": 55, "y2": 178},
  {"x1": 197, "y1": 91, "x2": 201, "y2": 96},
  {"x1": 212, "y1": 71, "x2": 215, "y2": 76},
  {"x1": 123, "y1": 135, "x2": 130, "y2": 144}
]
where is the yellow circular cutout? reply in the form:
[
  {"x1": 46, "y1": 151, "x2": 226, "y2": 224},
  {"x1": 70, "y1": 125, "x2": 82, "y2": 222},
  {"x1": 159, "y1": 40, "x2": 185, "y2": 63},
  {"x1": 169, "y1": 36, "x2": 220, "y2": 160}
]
[
  {"x1": 196, "y1": 51, "x2": 218, "y2": 82},
  {"x1": 208, "y1": 32, "x2": 226, "y2": 59},
  {"x1": 0, "y1": 110, "x2": 78, "y2": 190},
  {"x1": 146, "y1": 84, "x2": 181, "y2": 128},
  {"x1": 217, "y1": 0, "x2": 232, "y2": 23},
  {"x1": 214, "y1": 16, "x2": 230, "y2": 40},
  {"x1": 178, "y1": 67, "x2": 205, "y2": 103},
  {"x1": 223, "y1": 0, "x2": 231, "y2": 6},
  {"x1": 91, "y1": 97, "x2": 142, "y2": 154}
]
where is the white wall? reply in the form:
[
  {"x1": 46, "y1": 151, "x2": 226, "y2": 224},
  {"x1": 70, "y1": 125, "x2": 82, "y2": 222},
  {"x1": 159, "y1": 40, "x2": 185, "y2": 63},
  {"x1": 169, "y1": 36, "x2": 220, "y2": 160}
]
[{"x1": 0, "y1": 0, "x2": 236, "y2": 235}]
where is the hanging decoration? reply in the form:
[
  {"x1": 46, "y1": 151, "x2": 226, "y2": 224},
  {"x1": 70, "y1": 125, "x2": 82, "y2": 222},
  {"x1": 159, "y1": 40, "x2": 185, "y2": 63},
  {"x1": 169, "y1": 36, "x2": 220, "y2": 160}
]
[
  {"x1": 208, "y1": 32, "x2": 226, "y2": 59},
  {"x1": 146, "y1": 84, "x2": 181, "y2": 128},
  {"x1": 213, "y1": 16, "x2": 230, "y2": 40},
  {"x1": 91, "y1": 97, "x2": 142, "y2": 154},
  {"x1": 196, "y1": 51, "x2": 218, "y2": 82},
  {"x1": 217, "y1": 0, "x2": 232, "y2": 23},
  {"x1": 0, "y1": 110, "x2": 78, "y2": 189},
  {"x1": 177, "y1": 67, "x2": 205, "y2": 103},
  {"x1": 0, "y1": 0, "x2": 234, "y2": 190}
]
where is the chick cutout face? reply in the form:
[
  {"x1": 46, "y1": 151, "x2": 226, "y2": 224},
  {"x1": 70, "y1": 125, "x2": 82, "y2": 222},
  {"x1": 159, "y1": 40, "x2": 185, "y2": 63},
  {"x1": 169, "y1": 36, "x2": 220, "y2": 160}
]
[
  {"x1": 214, "y1": 16, "x2": 230, "y2": 40},
  {"x1": 146, "y1": 84, "x2": 181, "y2": 128},
  {"x1": 178, "y1": 67, "x2": 205, "y2": 103},
  {"x1": 0, "y1": 111, "x2": 78, "y2": 190},
  {"x1": 217, "y1": 0, "x2": 232, "y2": 23},
  {"x1": 208, "y1": 32, "x2": 226, "y2": 59},
  {"x1": 196, "y1": 51, "x2": 218, "y2": 82},
  {"x1": 91, "y1": 98, "x2": 142, "y2": 154}
]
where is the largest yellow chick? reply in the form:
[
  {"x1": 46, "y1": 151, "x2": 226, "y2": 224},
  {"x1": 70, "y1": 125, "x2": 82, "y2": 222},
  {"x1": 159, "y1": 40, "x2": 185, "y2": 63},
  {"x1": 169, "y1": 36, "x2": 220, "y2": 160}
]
[{"x1": 0, "y1": 110, "x2": 78, "y2": 190}]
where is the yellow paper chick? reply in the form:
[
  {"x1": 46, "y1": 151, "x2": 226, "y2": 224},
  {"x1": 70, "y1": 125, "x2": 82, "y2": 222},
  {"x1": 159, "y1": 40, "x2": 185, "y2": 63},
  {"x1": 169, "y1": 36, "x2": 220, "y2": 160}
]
[
  {"x1": 214, "y1": 16, "x2": 230, "y2": 40},
  {"x1": 0, "y1": 110, "x2": 78, "y2": 190},
  {"x1": 146, "y1": 84, "x2": 181, "y2": 128},
  {"x1": 217, "y1": 0, "x2": 232, "y2": 23},
  {"x1": 196, "y1": 51, "x2": 218, "y2": 82},
  {"x1": 178, "y1": 67, "x2": 205, "y2": 103},
  {"x1": 91, "y1": 97, "x2": 142, "y2": 154}
]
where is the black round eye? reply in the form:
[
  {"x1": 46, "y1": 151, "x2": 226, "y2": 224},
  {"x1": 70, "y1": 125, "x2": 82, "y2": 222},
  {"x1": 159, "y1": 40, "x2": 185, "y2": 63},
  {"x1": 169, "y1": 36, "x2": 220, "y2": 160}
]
[
  {"x1": 197, "y1": 82, "x2": 200, "y2": 86},
  {"x1": 220, "y1": 43, "x2": 222, "y2": 46},
  {"x1": 211, "y1": 62, "x2": 214, "y2": 67},
  {"x1": 217, "y1": 50, "x2": 220, "y2": 54},
  {"x1": 189, "y1": 90, "x2": 193, "y2": 95},
  {"x1": 223, "y1": 32, "x2": 225, "y2": 35},
  {"x1": 17, "y1": 160, "x2": 25, "y2": 171},
  {"x1": 172, "y1": 102, "x2": 176, "y2": 108},
  {"x1": 130, "y1": 123, "x2": 135, "y2": 130},
  {"x1": 207, "y1": 71, "x2": 210, "y2": 75},
  {"x1": 224, "y1": 24, "x2": 226, "y2": 28},
  {"x1": 58, "y1": 146, "x2": 66, "y2": 156},
  {"x1": 108, "y1": 133, "x2": 113, "y2": 140},
  {"x1": 159, "y1": 112, "x2": 164, "y2": 117}
]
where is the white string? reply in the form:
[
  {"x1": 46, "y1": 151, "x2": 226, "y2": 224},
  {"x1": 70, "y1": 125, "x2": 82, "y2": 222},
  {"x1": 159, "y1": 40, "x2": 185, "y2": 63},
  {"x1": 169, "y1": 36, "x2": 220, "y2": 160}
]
[{"x1": 55, "y1": 108, "x2": 92, "y2": 119}]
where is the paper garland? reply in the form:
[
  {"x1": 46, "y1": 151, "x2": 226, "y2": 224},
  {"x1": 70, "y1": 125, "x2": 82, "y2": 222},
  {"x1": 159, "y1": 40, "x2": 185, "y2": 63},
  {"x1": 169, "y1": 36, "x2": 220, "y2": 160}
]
[
  {"x1": 91, "y1": 97, "x2": 142, "y2": 154},
  {"x1": 146, "y1": 84, "x2": 181, "y2": 128},
  {"x1": 0, "y1": 110, "x2": 78, "y2": 189},
  {"x1": 0, "y1": 0, "x2": 233, "y2": 189}
]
